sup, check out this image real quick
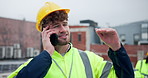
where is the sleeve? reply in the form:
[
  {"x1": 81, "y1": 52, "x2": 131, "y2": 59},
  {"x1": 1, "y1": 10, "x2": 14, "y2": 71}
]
[
  {"x1": 15, "y1": 50, "x2": 52, "y2": 78},
  {"x1": 108, "y1": 44, "x2": 134, "y2": 78}
]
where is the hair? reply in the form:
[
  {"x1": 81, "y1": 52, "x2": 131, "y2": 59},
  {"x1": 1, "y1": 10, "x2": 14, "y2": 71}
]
[{"x1": 41, "y1": 10, "x2": 68, "y2": 30}]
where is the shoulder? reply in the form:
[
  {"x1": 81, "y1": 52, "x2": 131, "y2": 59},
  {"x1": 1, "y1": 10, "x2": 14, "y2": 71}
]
[
  {"x1": 85, "y1": 50, "x2": 104, "y2": 60},
  {"x1": 72, "y1": 47, "x2": 104, "y2": 62},
  {"x1": 79, "y1": 50, "x2": 104, "y2": 64}
]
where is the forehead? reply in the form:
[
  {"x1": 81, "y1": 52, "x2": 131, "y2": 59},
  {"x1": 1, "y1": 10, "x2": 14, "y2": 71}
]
[
  {"x1": 50, "y1": 20, "x2": 68, "y2": 25},
  {"x1": 48, "y1": 20, "x2": 68, "y2": 28}
]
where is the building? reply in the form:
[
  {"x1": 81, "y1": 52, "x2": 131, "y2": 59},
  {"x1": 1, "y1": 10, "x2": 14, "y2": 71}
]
[
  {"x1": 113, "y1": 20, "x2": 148, "y2": 45},
  {"x1": 0, "y1": 17, "x2": 41, "y2": 77},
  {"x1": 0, "y1": 17, "x2": 41, "y2": 59},
  {"x1": 70, "y1": 25, "x2": 101, "y2": 51},
  {"x1": 69, "y1": 20, "x2": 148, "y2": 66},
  {"x1": 0, "y1": 17, "x2": 148, "y2": 77}
]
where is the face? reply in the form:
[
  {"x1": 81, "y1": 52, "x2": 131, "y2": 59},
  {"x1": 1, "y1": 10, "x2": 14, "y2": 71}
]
[{"x1": 48, "y1": 20, "x2": 70, "y2": 45}]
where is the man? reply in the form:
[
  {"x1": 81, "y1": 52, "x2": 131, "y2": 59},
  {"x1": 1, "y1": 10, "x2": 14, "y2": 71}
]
[
  {"x1": 8, "y1": 2, "x2": 134, "y2": 78},
  {"x1": 135, "y1": 52, "x2": 148, "y2": 78}
]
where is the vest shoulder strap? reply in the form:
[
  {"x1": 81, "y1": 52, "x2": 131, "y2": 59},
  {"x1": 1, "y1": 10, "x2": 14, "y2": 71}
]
[
  {"x1": 78, "y1": 50, "x2": 113, "y2": 78},
  {"x1": 78, "y1": 50, "x2": 93, "y2": 78},
  {"x1": 100, "y1": 61, "x2": 113, "y2": 78}
]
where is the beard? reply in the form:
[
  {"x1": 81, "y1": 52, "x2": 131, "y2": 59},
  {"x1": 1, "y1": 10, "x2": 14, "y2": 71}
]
[
  {"x1": 56, "y1": 32, "x2": 70, "y2": 46},
  {"x1": 57, "y1": 37, "x2": 70, "y2": 45}
]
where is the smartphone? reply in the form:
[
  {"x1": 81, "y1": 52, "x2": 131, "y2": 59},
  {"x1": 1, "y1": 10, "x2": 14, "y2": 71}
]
[{"x1": 50, "y1": 34, "x2": 58, "y2": 46}]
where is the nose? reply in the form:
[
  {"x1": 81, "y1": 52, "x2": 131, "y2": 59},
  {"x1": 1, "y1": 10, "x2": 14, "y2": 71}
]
[{"x1": 59, "y1": 25, "x2": 67, "y2": 33}]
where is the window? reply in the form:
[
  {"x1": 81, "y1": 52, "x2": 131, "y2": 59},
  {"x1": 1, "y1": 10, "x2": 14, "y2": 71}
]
[
  {"x1": 141, "y1": 23, "x2": 148, "y2": 28},
  {"x1": 120, "y1": 34, "x2": 126, "y2": 44},
  {"x1": 141, "y1": 23, "x2": 148, "y2": 40},
  {"x1": 120, "y1": 34, "x2": 126, "y2": 42},
  {"x1": 142, "y1": 32, "x2": 148, "y2": 40},
  {"x1": 78, "y1": 33, "x2": 81, "y2": 42},
  {"x1": 134, "y1": 34, "x2": 140, "y2": 45}
]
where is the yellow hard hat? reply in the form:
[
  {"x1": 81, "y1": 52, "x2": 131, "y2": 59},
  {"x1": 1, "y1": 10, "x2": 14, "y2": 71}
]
[
  {"x1": 146, "y1": 52, "x2": 148, "y2": 56},
  {"x1": 36, "y1": 2, "x2": 70, "y2": 32}
]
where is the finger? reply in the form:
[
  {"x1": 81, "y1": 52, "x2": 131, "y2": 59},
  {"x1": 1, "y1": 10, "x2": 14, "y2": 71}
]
[
  {"x1": 96, "y1": 28, "x2": 116, "y2": 36},
  {"x1": 105, "y1": 29, "x2": 117, "y2": 36},
  {"x1": 98, "y1": 33, "x2": 104, "y2": 39},
  {"x1": 42, "y1": 26, "x2": 49, "y2": 34},
  {"x1": 42, "y1": 26, "x2": 51, "y2": 39},
  {"x1": 42, "y1": 30, "x2": 57, "y2": 40},
  {"x1": 95, "y1": 28, "x2": 106, "y2": 37},
  {"x1": 46, "y1": 32, "x2": 53, "y2": 38},
  {"x1": 95, "y1": 28, "x2": 107, "y2": 33}
]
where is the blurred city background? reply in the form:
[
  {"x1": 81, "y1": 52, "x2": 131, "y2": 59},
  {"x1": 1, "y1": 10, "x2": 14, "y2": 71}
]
[{"x1": 0, "y1": 0, "x2": 148, "y2": 78}]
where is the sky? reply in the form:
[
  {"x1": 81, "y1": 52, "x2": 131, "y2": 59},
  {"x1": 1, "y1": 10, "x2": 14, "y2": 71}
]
[{"x1": 0, "y1": 0, "x2": 148, "y2": 27}]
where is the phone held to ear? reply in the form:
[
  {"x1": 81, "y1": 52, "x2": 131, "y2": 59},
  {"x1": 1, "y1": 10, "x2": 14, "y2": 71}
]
[{"x1": 50, "y1": 34, "x2": 58, "y2": 46}]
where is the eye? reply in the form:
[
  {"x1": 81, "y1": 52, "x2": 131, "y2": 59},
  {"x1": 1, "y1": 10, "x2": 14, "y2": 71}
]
[
  {"x1": 63, "y1": 23, "x2": 68, "y2": 26},
  {"x1": 53, "y1": 24, "x2": 60, "y2": 28}
]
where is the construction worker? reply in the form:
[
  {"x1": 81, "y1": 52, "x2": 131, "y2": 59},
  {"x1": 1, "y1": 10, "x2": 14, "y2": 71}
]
[
  {"x1": 8, "y1": 2, "x2": 134, "y2": 78},
  {"x1": 135, "y1": 52, "x2": 148, "y2": 78}
]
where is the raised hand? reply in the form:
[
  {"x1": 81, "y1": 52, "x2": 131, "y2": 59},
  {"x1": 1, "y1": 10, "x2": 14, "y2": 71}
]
[{"x1": 95, "y1": 28, "x2": 121, "y2": 51}]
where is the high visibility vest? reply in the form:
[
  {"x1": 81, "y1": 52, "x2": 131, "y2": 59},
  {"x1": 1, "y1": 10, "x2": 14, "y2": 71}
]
[
  {"x1": 135, "y1": 60, "x2": 148, "y2": 78},
  {"x1": 8, "y1": 47, "x2": 117, "y2": 78}
]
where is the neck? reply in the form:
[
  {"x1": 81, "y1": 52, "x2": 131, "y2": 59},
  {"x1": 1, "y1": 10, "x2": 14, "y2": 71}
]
[{"x1": 55, "y1": 44, "x2": 70, "y2": 54}]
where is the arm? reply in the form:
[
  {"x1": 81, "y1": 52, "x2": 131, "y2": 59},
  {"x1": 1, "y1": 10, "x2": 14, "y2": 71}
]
[
  {"x1": 15, "y1": 50, "x2": 52, "y2": 78},
  {"x1": 95, "y1": 28, "x2": 134, "y2": 78},
  {"x1": 14, "y1": 21, "x2": 58, "y2": 78},
  {"x1": 108, "y1": 44, "x2": 134, "y2": 78}
]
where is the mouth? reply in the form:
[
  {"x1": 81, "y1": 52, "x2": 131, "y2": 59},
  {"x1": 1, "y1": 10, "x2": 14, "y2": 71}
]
[{"x1": 58, "y1": 34, "x2": 68, "y2": 39}]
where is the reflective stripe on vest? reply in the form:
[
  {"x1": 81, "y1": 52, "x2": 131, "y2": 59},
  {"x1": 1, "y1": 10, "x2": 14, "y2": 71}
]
[
  {"x1": 100, "y1": 61, "x2": 113, "y2": 78},
  {"x1": 79, "y1": 50, "x2": 113, "y2": 78},
  {"x1": 79, "y1": 50, "x2": 93, "y2": 78}
]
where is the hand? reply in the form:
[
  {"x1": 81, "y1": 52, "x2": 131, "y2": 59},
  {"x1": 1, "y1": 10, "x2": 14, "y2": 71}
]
[
  {"x1": 95, "y1": 28, "x2": 121, "y2": 51},
  {"x1": 41, "y1": 26, "x2": 55, "y2": 55}
]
